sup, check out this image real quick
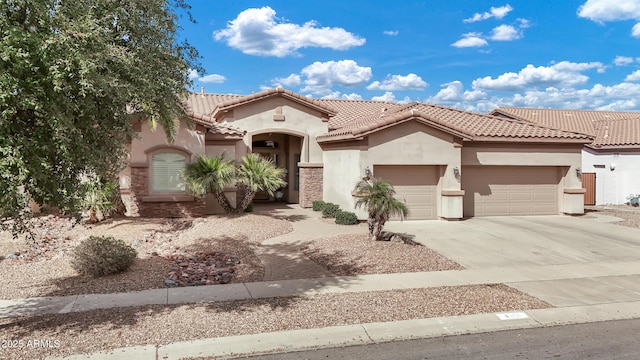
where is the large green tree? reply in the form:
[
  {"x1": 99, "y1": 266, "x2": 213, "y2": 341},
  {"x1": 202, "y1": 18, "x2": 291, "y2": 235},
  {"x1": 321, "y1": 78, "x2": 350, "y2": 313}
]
[{"x1": 1, "y1": 0, "x2": 200, "y2": 234}]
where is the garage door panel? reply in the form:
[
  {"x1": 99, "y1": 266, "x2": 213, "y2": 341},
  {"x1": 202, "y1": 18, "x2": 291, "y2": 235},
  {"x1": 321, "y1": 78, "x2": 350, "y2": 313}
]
[
  {"x1": 374, "y1": 165, "x2": 438, "y2": 220},
  {"x1": 463, "y1": 166, "x2": 560, "y2": 217}
]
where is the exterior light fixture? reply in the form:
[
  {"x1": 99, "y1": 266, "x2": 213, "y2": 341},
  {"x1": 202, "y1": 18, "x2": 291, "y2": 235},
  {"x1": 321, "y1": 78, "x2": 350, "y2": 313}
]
[
  {"x1": 453, "y1": 167, "x2": 460, "y2": 177},
  {"x1": 364, "y1": 166, "x2": 372, "y2": 179},
  {"x1": 576, "y1": 168, "x2": 582, "y2": 177}
]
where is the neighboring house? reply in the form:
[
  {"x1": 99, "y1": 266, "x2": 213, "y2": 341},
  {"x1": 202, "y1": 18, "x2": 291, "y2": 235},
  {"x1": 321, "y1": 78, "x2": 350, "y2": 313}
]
[
  {"x1": 119, "y1": 88, "x2": 591, "y2": 220},
  {"x1": 489, "y1": 107, "x2": 640, "y2": 205}
]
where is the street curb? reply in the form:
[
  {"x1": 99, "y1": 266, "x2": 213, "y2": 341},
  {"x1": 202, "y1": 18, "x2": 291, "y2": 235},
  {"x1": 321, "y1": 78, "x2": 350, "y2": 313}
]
[{"x1": 49, "y1": 300, "x2": 640, "y2": 360}]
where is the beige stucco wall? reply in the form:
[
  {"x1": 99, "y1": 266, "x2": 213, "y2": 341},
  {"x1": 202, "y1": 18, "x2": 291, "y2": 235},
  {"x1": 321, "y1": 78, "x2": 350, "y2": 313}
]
[
  {"x1": 322, "y1": 121, "x2": 464, "y2": 220},
  {"x1": 223, "y1": 98, "x2": 328, "y2": 163},
  {"x1": 322, "y1": 147, "x2": 365, "y2": 216},
  {"x1": 121, "y1": 120, "x2": 204, "y2": 193},
  {"x1": 129, "y1": 120, "x2": 204, "y2": 165}
]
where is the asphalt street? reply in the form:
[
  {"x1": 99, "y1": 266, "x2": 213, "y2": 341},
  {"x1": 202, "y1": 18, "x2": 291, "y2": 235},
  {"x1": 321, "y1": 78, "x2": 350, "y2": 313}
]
[{"x1": 248, "y1": 319, "x2": 640, "y2": 360}]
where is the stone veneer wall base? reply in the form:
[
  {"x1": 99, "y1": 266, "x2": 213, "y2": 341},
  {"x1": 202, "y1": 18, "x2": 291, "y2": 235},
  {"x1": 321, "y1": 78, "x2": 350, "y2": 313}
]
[{"x1": 299, "y1": 165, "x2": 323, "y2": 208}]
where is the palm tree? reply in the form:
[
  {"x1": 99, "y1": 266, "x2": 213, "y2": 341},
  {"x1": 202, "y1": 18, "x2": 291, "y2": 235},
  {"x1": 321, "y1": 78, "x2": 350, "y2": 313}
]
[
  {"x1": 354, "y1": 178, "x2": 409, "y2": 241},
  {"x1": 182, "y1": 154, "x2": 236, "y2": 213},
  {"x1": 183, "y1": 153, "x2": 286, "y2": 214},
  {"x1": 235, "y1": 153, "x2": 287, "y2": 213}
]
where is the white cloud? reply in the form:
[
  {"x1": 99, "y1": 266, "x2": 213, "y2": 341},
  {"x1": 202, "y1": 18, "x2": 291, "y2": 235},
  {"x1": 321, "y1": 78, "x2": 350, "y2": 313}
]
[
  {"x1": 429, "y1": 81, "x2": 489, "y2": 103},
  {"x1": 427, "y1": 80, "x2": 640, "y2": 112},
  {"x1": 320, "y1": 91, "x2": 363, "y2": 100},
  {"x1": 366, "y1": 73, "x2": 428, "y2": 91},
  {"x1": 614, "y1": 55, "x2": 635, "y2": 65},
  {"x1": 633, "y1": 22, "x2": 640, "y2": 36},
  {"x1": 300, "y1": 60, "x2": 372, "y2": 95},
  {"x1": 199, "y1": 74, "x2": 226, "y2": 83},
  {"x1": 472, "y1": 61, "x2": 606, "y2": 91},
  {"x1": 451, "y1": 32, "x2": 489, "y2": 48},
  {"x1": 518, "y1": 18, "x2": 531, "y2": 28},
  {"x1": 464, "y1": 4, "x2": 513, "y2": 23},
  {"x1": 370, "y1": 91, "x2": 411, "y2": 103},
  {"x1": 625, "y1": 70, "x2": 640, "y2": 81},
  {"x1": 213, "y1": 6, "x2": 365, "y2": 57},
  {"x1": 187, "y1": 69, "x2": 199, "y2": 80},
  {"x1": 383, "y1": 30, "x2": 399, "y2": 36},
  {"x1": 271, "y1": 74, "x2": 301, "y2": 87},
  {"x1": 578, "y1": 0, "x2": 640, "y2": 22},
  {"x1": 489, "y1": 24, "x2": 521, "y2": 41}
]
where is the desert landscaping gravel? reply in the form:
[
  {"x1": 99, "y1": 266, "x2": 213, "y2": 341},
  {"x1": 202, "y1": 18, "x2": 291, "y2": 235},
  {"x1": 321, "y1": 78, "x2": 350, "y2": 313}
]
[
  {"x1": 0, "y1": 284, "x2": 550, "y2": 360},
  {"x1": 3, "y1": 204, "x2": 639, "y2": 359},
  {"x1": 584, "y1": 205, "x2": 640, "y2": 229},
  {"x1": 0, "y1": 214, "x2": 293, "y2": 299},
  {"x1": 302, "y1": 233, "x2": 464, "y2": 275}
]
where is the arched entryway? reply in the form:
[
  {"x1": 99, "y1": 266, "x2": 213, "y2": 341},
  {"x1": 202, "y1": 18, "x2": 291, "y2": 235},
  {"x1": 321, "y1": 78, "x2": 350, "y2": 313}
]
[{"x1": 250, "y1": 131, "x2": 306, "y2": 204}]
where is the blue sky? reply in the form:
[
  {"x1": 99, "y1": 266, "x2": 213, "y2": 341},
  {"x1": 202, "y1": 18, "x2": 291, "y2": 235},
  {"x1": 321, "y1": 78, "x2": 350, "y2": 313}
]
[{"x1": 181, "y1": 0, "x2": 640, "y2": 112}]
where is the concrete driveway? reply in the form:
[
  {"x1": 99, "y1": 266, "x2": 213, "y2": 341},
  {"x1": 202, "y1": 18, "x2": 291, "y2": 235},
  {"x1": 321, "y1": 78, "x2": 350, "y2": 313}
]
[{"x1": 384, "y1": 216, "x2": 640, "y2": 269}]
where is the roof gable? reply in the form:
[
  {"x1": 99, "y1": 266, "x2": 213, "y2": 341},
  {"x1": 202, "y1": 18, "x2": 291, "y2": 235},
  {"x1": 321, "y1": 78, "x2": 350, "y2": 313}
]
[{"x1": 318, "y1": 102, "x2": 592, "y2": 144}]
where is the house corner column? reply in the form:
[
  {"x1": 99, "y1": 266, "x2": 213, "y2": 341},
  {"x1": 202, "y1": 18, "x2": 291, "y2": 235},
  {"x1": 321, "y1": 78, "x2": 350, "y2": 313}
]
[{"x1": 299, "y1": 163, "x2": 323, "y2": 208}]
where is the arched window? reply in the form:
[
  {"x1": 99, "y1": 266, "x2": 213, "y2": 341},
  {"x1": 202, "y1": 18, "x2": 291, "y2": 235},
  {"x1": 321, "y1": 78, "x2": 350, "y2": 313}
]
[{"x1": 150, "y1": 152, "x2": 187, "y2": 193}]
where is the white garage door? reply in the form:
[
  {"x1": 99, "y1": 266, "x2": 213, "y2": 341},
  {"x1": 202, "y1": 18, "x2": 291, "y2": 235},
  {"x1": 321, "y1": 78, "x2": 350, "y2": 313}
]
[
  {"x1": 462, "y1": 166, "x2": 560, "y2": 217},
  {"x1": 373, "y1": 165, "x2": 439, "y2": 220}
]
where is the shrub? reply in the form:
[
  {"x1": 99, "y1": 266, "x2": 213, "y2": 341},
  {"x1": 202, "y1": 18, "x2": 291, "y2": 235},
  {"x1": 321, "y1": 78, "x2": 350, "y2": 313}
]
[
  {"x1": 244, "y1": 202, "x2": 254, "y2": 212},
  {"x1": 312, "y1": 200, "x2": 326, "y2": 211},
  {"x1": 335, "y1": 211, "x2": 358, "y2": 225},
  {"x1": 70, "y1": 236, "x2": 137, "y2": 277},
  {"x1": 321, "y1": 203, "x2": 341, "y2": 218}
]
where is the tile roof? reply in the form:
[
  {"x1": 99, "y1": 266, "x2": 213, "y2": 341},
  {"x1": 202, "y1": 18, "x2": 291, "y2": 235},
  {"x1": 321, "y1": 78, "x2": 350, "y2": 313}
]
[
  {"x1": 490, "y1": 107, "x2": 640, "y2": 148},
  {"x1": 315, "y1": 99, "x2": 403, "y2": 129},
  {"x1": 317, "y1": 102, "x2": 592, "y2": 143},
  {"x1": 593, "y1": 117, "x2": 640, "y2": 148}
]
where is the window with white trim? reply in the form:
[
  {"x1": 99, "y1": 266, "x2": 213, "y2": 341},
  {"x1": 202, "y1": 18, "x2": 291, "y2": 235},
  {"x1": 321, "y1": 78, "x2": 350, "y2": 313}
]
[{"x1": 151, "y1": 152, "x2": 187, "y2": 193}]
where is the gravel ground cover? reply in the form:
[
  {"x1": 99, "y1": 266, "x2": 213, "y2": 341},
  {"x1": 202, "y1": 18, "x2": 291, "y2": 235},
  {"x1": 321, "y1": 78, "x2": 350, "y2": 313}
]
[
  {"x1": 583, "y1": 205, "x2": 640, "y2": 229},
  {"x1": 0, "y1": 214, "x2": 293, "y2": 299},
  {"x1": 302, "y1": 233, "x2": 463, "y2": 275},
  {"x1": 0, "y1": 284, "x2": 551, "y2": 360}
]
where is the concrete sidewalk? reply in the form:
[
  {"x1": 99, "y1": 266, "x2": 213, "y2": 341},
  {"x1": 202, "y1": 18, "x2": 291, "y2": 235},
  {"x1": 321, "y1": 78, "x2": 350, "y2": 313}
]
[{"x1": 4, "y1": 260, "x2": 640, "y2": 318}]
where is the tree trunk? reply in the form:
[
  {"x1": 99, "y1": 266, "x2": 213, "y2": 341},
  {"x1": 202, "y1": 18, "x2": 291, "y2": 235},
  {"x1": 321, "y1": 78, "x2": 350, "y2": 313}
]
[
  {"x1": 235, "y1": 186, "x2": 256, "y2": 214},
  {"x1": 374, "y1": 218, "x2": 386, "y2": 240},
  {"x1": 367, "y1": 216, "x2": 376, "y2": 240},
  {"x1": 213, "y1": 191, "x2": 235, "y2": 213}
]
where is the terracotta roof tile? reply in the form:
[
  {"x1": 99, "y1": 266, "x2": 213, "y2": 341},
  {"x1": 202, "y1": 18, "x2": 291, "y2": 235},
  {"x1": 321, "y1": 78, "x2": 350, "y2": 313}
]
[
  {"x1": 318, "y1": 102, "x2": 592, "y2": 143},
  {"x1": 490, "y1": 107, "x2": 640, "y2": 148},
  {"x1": 592, "y1": 117, "x2": 640, "y2": 148},
  {"x1": 315, "y1": 99, "x2": 403, "y2": 129}
]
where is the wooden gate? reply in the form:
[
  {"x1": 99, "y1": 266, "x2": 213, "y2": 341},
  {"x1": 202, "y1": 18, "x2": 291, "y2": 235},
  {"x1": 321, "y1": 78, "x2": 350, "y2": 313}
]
[{"x1": 582, "y1": 172, "x2": 596, "y2": 206}]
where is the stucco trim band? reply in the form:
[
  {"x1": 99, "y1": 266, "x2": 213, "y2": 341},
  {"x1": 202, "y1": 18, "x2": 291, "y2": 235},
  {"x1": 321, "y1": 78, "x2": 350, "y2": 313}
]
[
  {"x1": 563, "y1": 188, "x2": 587, "y2": 194},
  {"x1": 441, "y1": 190, "x2": 465, "y2": 196}
]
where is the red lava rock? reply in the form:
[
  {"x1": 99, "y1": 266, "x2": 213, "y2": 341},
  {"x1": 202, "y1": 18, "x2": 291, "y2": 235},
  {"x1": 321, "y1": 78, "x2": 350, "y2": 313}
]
[{"x1": 163, "y1": 251, "x2": 239, "y2": 287}]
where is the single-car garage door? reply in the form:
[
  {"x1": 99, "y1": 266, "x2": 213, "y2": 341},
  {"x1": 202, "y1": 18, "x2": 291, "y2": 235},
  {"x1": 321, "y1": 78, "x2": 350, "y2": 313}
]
[
  {"x1": 373, "y1": 165, "x2": 439, "y2": 220},
  {"x1": 462, "y1": 166, "x2": 560, "y2": 217}
]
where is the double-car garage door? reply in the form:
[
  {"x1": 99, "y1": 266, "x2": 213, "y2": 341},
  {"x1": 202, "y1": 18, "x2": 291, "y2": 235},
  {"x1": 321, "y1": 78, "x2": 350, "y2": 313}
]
[
  {"x1": 374, "y1": 165, "x2": 561, "y2": 219},
  {"x1": 462, "y1": 166, "x2": 560, "y2": 217}
]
